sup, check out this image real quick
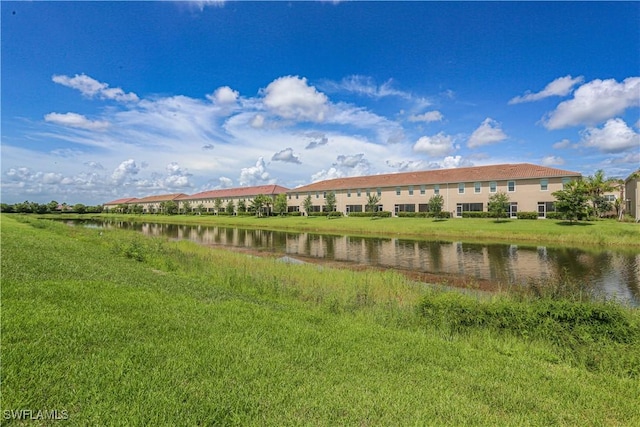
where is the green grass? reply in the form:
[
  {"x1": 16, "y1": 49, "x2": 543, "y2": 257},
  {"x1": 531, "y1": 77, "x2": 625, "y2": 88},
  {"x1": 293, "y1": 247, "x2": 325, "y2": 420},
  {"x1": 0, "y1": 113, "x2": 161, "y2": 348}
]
[
  {"x1": 2, "y1": 215, "x2": 640, "y2": 425},
  {"x1": 45, "y1": 212, "x2": 640, "y2": 248}
]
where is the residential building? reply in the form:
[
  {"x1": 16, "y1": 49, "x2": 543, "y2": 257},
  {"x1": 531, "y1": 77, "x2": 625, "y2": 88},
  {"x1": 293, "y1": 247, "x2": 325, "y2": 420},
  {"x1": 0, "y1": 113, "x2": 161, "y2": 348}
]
[
  {"x1": 103, "y1": 197, "x2": 139, "y2": 212},
  {"x1": 287, "y1": 163, "x2": 582, "y2": 218},
  {"x1": 625, "y1": 170, "x2": 640, "y2": 222},
  {"x1": 179, "y1": 184, "x2": 290, "y2": 214},
  {"x1": 132, "y1": 193, "x2": 187, "y2": 214}
]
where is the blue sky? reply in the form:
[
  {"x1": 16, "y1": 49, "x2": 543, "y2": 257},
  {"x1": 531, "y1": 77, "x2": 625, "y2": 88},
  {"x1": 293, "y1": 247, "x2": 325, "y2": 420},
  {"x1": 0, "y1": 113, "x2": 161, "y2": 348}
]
[{"x1": 2, "y1": 1, "x2": 639, "y2": 205}]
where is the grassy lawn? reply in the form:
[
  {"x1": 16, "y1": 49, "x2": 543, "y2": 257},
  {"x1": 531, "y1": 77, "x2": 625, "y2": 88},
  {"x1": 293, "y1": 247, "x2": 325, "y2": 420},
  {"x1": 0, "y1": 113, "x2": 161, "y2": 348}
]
[
  {"x1": 2, "y1": 215, "x2": 639, "y2": 425},
  {"x1": 48, "y1": 212, "x2": 640, "y2": 248}
]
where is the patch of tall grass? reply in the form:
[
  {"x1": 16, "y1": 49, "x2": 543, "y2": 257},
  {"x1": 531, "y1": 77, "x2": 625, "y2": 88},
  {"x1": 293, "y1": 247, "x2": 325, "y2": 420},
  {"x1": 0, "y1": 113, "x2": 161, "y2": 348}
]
[{"x1": 3, "y1": 215, "x2": 640, "y2": 425}]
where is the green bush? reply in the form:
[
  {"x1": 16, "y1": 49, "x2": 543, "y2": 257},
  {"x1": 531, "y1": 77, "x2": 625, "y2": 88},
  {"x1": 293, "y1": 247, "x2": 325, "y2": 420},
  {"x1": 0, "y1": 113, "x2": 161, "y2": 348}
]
[
  {"x1": 348, "y1": 212, "x2": 378, "y2": 217},
  {"x1": 416, "y1": 291, "x2": 640, "y2": 376},
  {"x1": 546, "y1": 212, "x2": 564, "y2": 220},
  {"x1": 517, "y1": 211, "x2": 539, "y2": 220},
  {"x1": 461, "y1": 211, "x2": 489, "y2": 218},
  {"x1": 396, "y1": 211, "x2": 451, "y2": 219}
]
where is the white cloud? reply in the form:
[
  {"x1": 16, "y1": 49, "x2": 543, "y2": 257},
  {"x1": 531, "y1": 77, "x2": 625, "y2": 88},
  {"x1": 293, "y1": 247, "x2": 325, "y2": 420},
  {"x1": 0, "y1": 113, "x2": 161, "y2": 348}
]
[
  {"x1": 509, "y1": 75, "x2": 584, "y2": 104},
  {"x1": 207, "y1": 86, "x2": 239, "y2": 105},
  {"x1": 580, "y1": 118, "x2": 640, "y2": 153},
  {"x1": 427, "y1": 155, "x2": 472, "y2": 169},
  {"x1": 321, "y1": 75, "x2": 413, "y2": 100},
  {"x1": 111, "y1": 159, "x2": 140, "y2": 185},
  {"x1": 84, "y1": 161, "x2": 104, "y2": 170},
  {"x1": 386, "y1": 159, "x2": 426, "y2": 172},
  {"x1": 52, "y1": 73, "x2": 139, "y2": 103},
  {"x1": 310, "y1": 153, "x2": 371, "y2": 182},
  {"x1": 543, "y1": 77, "x2": 640, "y2": 129},
  {"x1": 305, "y1": 134, "x2": 329, "y2": 149},
  {"x1": 218, "y1": 177, "x2": 234, "y2": 188},
  {"x1": 468, "y1": 118, "x2": 507, "y2": 148},
  {"x1": 408, "y1": 110, "x2": 443, "y2": 123},
  {"x1": 552, "y1": 138, "x2": 572, "y2": 149},
  {"x1": 262, "y1": 75, "x2": 329, "y2": 122},
  {"x1": 541, "y1": 155, "x2": 565, "y2": 166},
  {"x1": 239, "y1": 157, "x2": 272, "y2": 186},
  {"x1": 413, "y1": 132, "x2": 456, "y2": 157},
  {"x1": 335, "y1": 153, "x2": 368, "y2": 169},
  {"x1": 250, "y1": 114, "x2": 265, "y2": 129},
  {"x1": 272, "y1": 147, "x2": 302, "y2": 164},
  {"x1": 44, "y1": 112, "x2": 110, "y2": 131}
]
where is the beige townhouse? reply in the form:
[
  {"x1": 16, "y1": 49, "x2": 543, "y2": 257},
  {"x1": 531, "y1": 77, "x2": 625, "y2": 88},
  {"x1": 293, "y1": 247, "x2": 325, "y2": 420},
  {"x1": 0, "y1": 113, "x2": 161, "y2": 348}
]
[
  {"x1": 286, "y1": 163, "x2": 582, "y2": 218},
  {"x1": 179, "y1": 184, "x2": 290, "y2": 214},
  {"x1": 625, "y1": 170, "x2": 640, "y2": 222}
]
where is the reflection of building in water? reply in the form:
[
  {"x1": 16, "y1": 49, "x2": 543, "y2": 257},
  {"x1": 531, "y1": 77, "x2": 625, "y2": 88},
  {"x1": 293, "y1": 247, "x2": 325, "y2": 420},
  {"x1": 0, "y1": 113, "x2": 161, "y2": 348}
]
[{"x1": 128, "y1": 222, "x2": 638, "y2": 304}]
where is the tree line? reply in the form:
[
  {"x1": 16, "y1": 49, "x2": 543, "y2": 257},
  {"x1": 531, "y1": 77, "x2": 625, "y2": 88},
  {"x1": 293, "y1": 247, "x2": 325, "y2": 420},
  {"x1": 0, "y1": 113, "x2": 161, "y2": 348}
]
[{"x1": 0, "y1": 201, "x2": 103, "y2": 214}]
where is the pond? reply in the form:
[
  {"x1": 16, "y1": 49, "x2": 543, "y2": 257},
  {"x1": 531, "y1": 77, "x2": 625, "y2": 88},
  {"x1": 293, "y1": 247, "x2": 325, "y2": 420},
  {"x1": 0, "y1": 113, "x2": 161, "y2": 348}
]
[{"x1": 71, "y1": 219, "x2": 640, "y2": 305}]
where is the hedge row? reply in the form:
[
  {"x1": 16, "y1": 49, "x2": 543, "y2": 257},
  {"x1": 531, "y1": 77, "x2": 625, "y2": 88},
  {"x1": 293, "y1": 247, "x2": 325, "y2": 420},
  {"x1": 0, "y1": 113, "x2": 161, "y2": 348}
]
[
  {"x1": 348, "y1": 211, "x2": 393, "y2": 218},
  {"x1": 397, "y1": 212, "x2": 452, "y2": 219}
]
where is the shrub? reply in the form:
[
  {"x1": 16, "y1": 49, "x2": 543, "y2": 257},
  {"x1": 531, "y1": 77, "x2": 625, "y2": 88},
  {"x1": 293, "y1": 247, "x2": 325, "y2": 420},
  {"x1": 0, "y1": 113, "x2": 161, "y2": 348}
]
[
  {"x1": 461, "y1": 211, "x2": 489, "y2": 218},
  {"x1": 516, "y1": 211, "x2": 538, "y2": 220},
  {"x1": 546, "y1": 212, "x2": 564, "y2": 220}
]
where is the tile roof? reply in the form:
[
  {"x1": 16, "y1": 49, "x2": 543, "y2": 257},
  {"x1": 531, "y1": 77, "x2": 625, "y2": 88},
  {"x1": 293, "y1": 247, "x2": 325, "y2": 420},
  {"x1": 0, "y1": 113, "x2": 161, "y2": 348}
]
[
  {"x1": 103, "y1": 197, "x2": 138, "y2": 205},
  {"x1": 292, "y1": 163, "x2": 582, "y2": 192},
  {"x1": 184, "y1": 184, "x2": 290, "y2": 200}
]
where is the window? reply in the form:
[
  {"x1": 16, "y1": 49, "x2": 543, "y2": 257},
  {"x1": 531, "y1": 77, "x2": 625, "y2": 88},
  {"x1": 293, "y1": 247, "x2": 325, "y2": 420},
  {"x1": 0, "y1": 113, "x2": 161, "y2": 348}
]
[
  {"x1": 474, "y1": 182, "x2": 481, "y2": 194},
  {"x1": 459, "y1": 203, "x2": 483, "y2": 212},
  {"x1": 458, "y1": 183, "x2": 465, "y2": 194},
  {"x1": 357, "y1": 189, "x2": 361, "y2": 197},
  {"x1": 434, "y1": 184, "x2": 440, "y2": 195},
  {"x1": 366, "y1": 188, "x2": 371, "y2": 196},
  {"x1": 508, "y1": 181, "x2": 516, "y2": 192},
  {"x1": 604, "y1": 194, "x2": 616, "y2": 202},
  {"x1": 509, "y1": 202, "x2": 518, "y2": 218},
  {"x1": 408, "y1": 185, "x2": 414, "y2": 196},
  {"x1": 420, "y1": 185, "x2": 426, "y2": 195},
  {"x1": 538, "y1": 202, "x2": 555, "y2": 218},
  {"x1": 296, "y1": 193, "x2": 299, "y2": 200},
  {"x1": 394, "y1": 204, "x2": 416, "y2": 213},
  {"x1": 540, "y1": 179, "x2": 548, "y2": 191},
  {"x1": 347, "y1": 189, "x2": 351, "y2": 198},
  {"x1": 396, "y1": 187, "x2": 402, "y2": 196},
  {"x1": 562, "y1": 178, "x2": 571, "y2": 189},
  {"x1": 346, "y1": 204, "x2": 363, "y2": 213},
  {"x1": 377, "y1": 188, "x2": 382, "y2": 197},
  {"x1": 323, "y1": 192, "x2": 327, "y2": 199},
  {"x1": 455, "y1": 203, "x2": 483, "y2": 217},
  {"x1": 489, "y1": 181, "x2": 497, "y2": 193},
  {"x1": 315, "y1": 192, "x2": 319, "y2": 199}
]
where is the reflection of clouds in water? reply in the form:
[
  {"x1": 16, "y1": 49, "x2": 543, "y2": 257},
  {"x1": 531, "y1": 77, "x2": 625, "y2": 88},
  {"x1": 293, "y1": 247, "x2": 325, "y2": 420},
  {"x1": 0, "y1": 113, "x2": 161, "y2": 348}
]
[{"x1": 82, "y1": 219, "x2": 640, "y2": 305}]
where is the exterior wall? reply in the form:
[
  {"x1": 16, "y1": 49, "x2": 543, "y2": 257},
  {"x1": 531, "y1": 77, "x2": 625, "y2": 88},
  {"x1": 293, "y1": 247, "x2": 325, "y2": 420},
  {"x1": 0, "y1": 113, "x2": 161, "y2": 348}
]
[
  {"x1": 180, "y1": 195, "x2": 266, "y2": 213},
  {"x1": 626, "y1": 177, "x2": 640, "y2": 221},
  {"x1": 287, "y1": 176, "x2": 571, "y2": 217}
]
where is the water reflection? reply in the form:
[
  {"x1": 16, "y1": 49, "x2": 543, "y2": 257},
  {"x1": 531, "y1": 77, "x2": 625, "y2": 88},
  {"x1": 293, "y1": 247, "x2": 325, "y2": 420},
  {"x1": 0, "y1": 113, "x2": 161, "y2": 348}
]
[{"x1": 73, "y1": 220, "x2": 640, "y2": 305}]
